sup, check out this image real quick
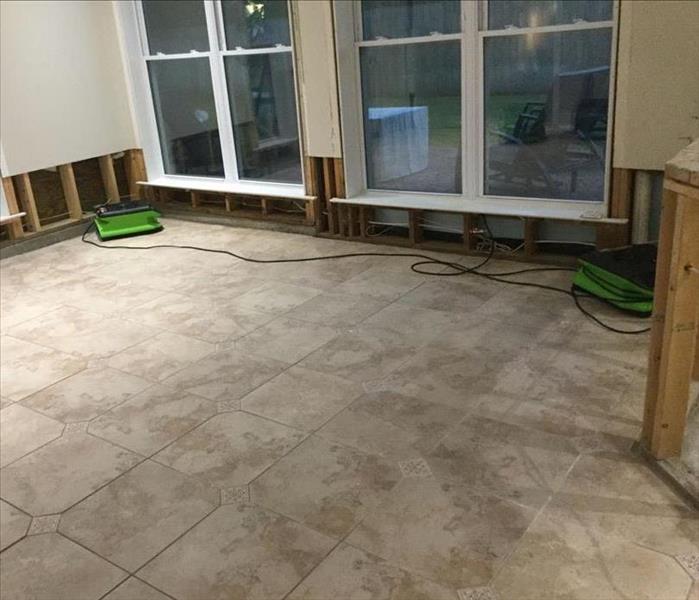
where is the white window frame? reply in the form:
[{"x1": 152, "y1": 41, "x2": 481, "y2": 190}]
[
  {"x1": 116, "y1": 0, "x2": 307, "y2": 199},
  {"x1": 334, "y1": 0, "x2": 619, "y2": 221}
]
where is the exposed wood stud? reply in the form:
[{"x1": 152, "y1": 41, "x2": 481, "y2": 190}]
[
  {"x1": 463, "y1": 214, "x2": 478, "y2": 252},
  {"x1": 322, "y1": 158, "x2": 337, "y2": 234},
  {"x1": 524, "y1": 218, "x2": 539, "y2": 257},
  {"x1": 595, "y1": 222, "x2": 627, "y2": 250},
  {"x1": 13, "y1": 173, "x2": 41, "y2": 232},
  {"x1": 610, "y1": 168, "x2": 634, "y2": 220},
  {"x1": 261, "y1": 198, "x2": 270, "y2": 215},
  {"x1": 190, "y1": 191, "x2": 201, "y2": 209},
  {"x1": 642, "y1": 183, "x2": 699, "y2": 458},
  {"x1": 409, "y1": 210, "x2": 423, "y2": 245},
  {"x1": 359, "y1": 206, "x2": 370, "y2": 239},
  {"x1": 125, "y1": 149, "x2": 147, "y2": 200},
  {"x1": 57, "y1": 164, "x2": 83, "y2": 220},
  {"x1": 348, "y1": 206, "x2": 359, "y2": 237},
  {"x1": 224, "y1": 194, "x2": 233, "y2": 212},
  {"x1": 1, "y1": 177, "x2": 24, "y2": 238},
  {"x1": 98, "y1": 154, "x2": 120, "y2": 203}
]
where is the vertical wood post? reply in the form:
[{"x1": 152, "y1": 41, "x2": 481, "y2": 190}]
[
  {"x1": 524, "y1": 218, "x2": 539, "y2": 257},
  {"x1": 98, "y1": 154, "x2": 120, "y2": 203},
  {"x1": 13, "y1": 173, "x2": 41, "y2": 232},
  {"x1": 463, "y1": 214, "x2": 477, "y2": 252},
  {"x1": 57, "y1": 164, "x2": 83, "y2": 220},
  {"x1": 642, "y1": 188, "x2": 699, "y2": 458},
  {"x1": 1, "y1": 177, "x2": 24, "y2": 238},
  {"x1": 322, "y1": 158, "x2": 337, "y2": 234},
  {"x1": 409, "y1": 210, "x2": 423, "y2": 245},
  {"x1": 125, "y1": 149, "x2": 147, "y2": 200}
]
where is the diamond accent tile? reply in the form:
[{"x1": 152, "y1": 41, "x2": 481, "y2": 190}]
[
  {"x1": 398, "y1": 457, "x2": 433, "y2": 479},
  {"x1": 216, "y1": 399, "x2": 239, "y2": 413},
  {"x1": 677, "y1": 554, "x2": 699, "y2": 579},
  {"x1": 458, "y1": 586, "x2": 500, "y2": 600},
  {"x1": 27, "y1": 514, "x2": 61, "y2": 536},
  {"x1": 63, "y1": 422, "x2": 89, "y2": 435},
  {"x1": 220, "y1": 486, "x2": 250, "y2": 505}
]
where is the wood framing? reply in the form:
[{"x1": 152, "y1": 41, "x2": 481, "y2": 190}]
[
  {"x1": 57, "y1": 164, "x2": 83, "y2": 220},
  {"x1": 98, "y1": 154, "x2": 120, "y2": 203},
  {"x1": 642, "y1": 140, "x2": 699, "y2": 459},
  {"x1": 1, "y1": 177, "x2": 24, "y2": 239},
  {"x1": 524, "y1": 218, "x2": 539, "y2": 257},
  {"x1": 125, "y1": 149, "x2": 147, "y2": 200},
  {"x1": 13, "y1": 173, "x2": 41, "y2": 232}
]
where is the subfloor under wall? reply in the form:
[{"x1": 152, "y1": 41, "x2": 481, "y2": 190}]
[{"x1": 0, "y1": 219, "x2": 697, "y2": 600}]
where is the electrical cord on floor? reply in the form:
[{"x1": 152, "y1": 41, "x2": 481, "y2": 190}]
[{"x1": 81, "y1": 218, "x2": 650, "y2": 335}]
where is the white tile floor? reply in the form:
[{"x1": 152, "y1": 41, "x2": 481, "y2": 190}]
[{"x1": 0, "y1": 219, "x2": 696, "y2": 600}]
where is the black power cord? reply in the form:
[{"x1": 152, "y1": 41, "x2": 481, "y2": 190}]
[{"x1": 81, "y1": 217, "x2": 650, "y2": 335}]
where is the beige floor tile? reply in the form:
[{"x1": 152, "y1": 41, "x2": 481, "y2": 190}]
[
  {"x1": 88, "y1": 385, "x2": 217, "y2": 456},
  {"x1": 233, "y1": 281, "x2": 323, "y2": 315},
  {"x1": 496, "y1": 347, "x2": 646, "y2": 422},
  {"x1": 0, "y1": 533, "x2": 127, "y2": 599},
  {"x1": 0, "y1": 432, "x2": 141, "y2": 515},
  {"x1": 60, "y1": 460, "x2": 218, "y2": 571},
  {"x1": 347, "y1": 478, "x2": 537, "y2": 589},
  {"x1": 138, "y1": 504, "x2": 335, "y2": 600},
  {"x1": 122, "y1": 292, "x2": 274, "y2": 343},
  {"x1": 284, "y1": 292, "x2": 388, "y2": 327},
  {"x1": 0, "y1": 404, "x2": 64, "y2": 467},
  {"x1": 559, "y1": 452, "x2": 688, "y2": 507},
  {"x1": 241, "y1": 366, "x2": 360, "y2": 431},
  {"x1": 333, "y1": 267, "x2": 425, "y2": 302},
  {"x1": 288, "y1": 543, "x2": 457, "y2": 600},
  {"x1": 176, "y1": 273, "x2": 268, "y2": 303},
  {"x1": 317, "y1": 390, "x2": 466, "y2": 458},
  {"x1": 397, "y1": 277, "x2": 500, "y2": 314},
  {"x1": 426, "y1": 415, "x2": 578, "y2": 500},
  {"x1": 7, "y1": 306, "x2": 159, "y2": 360},
  {"x1": 154, "y1": 411, "x2": 306, "y2": 488},
  {"x1": 0, "y1": 500, "x2": 30, "y2": 551},
  {"x1": 361, "y1": 304, "x2": 477, "y2": 346},
  {"x1": 492, "y1": 501, "x2": 693, "y2": 600},
  {"x1": 251, "y1": 436, "x2": 401, "y2": 538},
  {"x1": 298, "y1": 325, "x2": 420, "y2": 383},
  {"x1": 365, "y1": 338, "x2": 521, "y2": 412},
  {"x1": 162, "y1": 348, "x2": 288, "y2": 402},
  {"x1": 103, "y1": 577, "x2": 171, "y2": 600},
  {"x1": 234, "y1": 317, "x2": 340, "y2": 363},
  {"x1": 0, "y1": 294, "x2": 61, "y2": 331},
  {"x1": 0, "y1": 336, "x2": 85, "y2": 402},
  {"x1": 21, "y1": 367, "x2": 152, "y2": 422},
  {"x1": 108, "y1": 331, "x2": 215, "y2": 382}
]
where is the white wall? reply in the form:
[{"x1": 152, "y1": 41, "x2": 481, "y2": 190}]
[
  {"x1": 0, "y1": 0, "x2": 137, "y2": 176},
  {"x1": 613, "y1": 0, "x2": 699, "y2": 170},
  {"x1": 292, "y1": 0, "x2": 341, "y2": 158}
]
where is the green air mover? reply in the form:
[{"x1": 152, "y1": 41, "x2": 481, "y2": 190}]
[
  {"x1": 94, "y1": 201, "x2": 163, "y2": 241},
  {"x1": 573, "y1": 243, "x2": 656, "y2": 317}
]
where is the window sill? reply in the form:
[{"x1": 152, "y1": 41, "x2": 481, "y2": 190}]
[
  {"x1": 331, "y1": 191, "x2": 626, "y2": 224},
  {"x1": 139, "y1": 176, "x2": 314, "y2": 201}
]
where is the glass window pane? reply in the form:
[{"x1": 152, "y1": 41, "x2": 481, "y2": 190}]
[
  {"x1": 362, "y1": 0, "x2": 461, "y2": 40},
  {"x1": 148, "y1": 58, "x2": 224, "y2": 177},
  {"x1": 483, "y1": 29, "x2": 612, "y2": 201},
  {"x1": 142, "y1": 1, "x2": 209, "y2": 54},
  {"x1": 224, "y1": 53, "x2": 302, "y2": 183},
  {"x1": 487, "y1": 1, "x2": 613, "y2": 30},
  {"x1": 221, "y1": 0, "x2": 291, "y2": 49},
  {"x1": 360, "y1": 41, "x2": 461, "y2": 194}
]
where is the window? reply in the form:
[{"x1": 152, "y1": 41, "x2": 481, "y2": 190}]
[
  {"x1": 135, "y1": 0, "x2": 302, "y2": 186},
  {"x1": 338, "y1": 0, "x2": 616, "y2": 213}
]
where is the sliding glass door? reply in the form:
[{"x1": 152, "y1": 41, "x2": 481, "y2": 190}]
[
  {"x1": 137, "y1": 0, "x2": 302, "y2": 186},
  {"x1": 348, "y1": 0, "x2": 616, "y2": 209}
]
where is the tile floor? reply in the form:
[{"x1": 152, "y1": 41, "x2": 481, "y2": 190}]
[{"x1": 0, "y1": 218, "x2": 697, "y2": 600}]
